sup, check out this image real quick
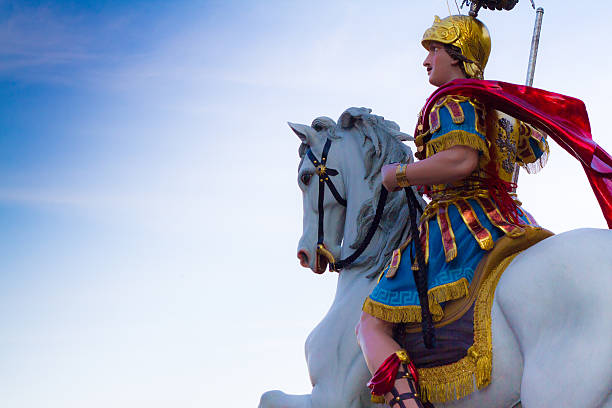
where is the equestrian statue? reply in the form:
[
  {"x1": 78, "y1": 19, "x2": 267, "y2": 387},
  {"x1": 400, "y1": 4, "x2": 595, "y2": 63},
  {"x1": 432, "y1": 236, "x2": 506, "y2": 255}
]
[{"x1": 260, "y1": 2, "x2": 612, "y2": 407}]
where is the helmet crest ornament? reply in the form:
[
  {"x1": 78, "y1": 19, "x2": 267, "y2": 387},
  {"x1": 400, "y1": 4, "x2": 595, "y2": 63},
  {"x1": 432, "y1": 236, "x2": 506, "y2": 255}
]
[{"x1": 460, "y1": 0, "x2": 520, "y2": 17}]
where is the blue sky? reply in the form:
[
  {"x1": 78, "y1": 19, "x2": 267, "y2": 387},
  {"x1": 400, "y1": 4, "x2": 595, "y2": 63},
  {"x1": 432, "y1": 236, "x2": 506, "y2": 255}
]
[{"x1": 1, "y1": 1, "x2": 611, "y2": 407}]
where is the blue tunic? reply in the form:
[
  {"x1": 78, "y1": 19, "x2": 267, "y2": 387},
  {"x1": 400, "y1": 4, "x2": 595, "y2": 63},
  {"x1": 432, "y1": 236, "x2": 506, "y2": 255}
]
[{"x1": 363, "y1": 96, "x2": 547, "y2": 323}]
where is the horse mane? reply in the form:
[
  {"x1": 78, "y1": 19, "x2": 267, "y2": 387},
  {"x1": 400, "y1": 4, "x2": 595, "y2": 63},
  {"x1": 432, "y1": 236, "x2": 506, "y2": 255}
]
[{"x1": 339, "y1": 108, "x2": 422, "y2": 277}]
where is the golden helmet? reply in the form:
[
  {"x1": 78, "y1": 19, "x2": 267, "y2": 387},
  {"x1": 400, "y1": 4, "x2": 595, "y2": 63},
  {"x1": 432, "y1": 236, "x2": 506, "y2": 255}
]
[{"x1": 422, "y1": 15, "x2": 491, "y2": 79}]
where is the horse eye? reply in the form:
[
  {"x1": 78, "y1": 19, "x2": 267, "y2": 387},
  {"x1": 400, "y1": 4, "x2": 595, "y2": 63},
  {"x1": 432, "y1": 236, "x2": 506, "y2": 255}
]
[{"x1": 301, "y1": 173, "x2": 312, "y2": 185}]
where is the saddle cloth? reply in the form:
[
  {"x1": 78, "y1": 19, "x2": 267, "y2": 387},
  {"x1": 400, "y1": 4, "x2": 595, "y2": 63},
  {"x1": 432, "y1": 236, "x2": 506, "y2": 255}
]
[{"x1": 395, "y1": 226, "x2": 554, "y2": 403}]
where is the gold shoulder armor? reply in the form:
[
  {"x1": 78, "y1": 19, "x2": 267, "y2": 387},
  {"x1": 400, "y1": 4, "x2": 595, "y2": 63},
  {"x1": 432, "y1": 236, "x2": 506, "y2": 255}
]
[{"x1": 428, "y1": 95, "x2": 475, "y2": 133}]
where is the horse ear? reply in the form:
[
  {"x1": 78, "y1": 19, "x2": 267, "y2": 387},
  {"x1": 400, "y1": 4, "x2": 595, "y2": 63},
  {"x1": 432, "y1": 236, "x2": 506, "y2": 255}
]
[
  {"x1": 339, "y1": 107, "x2": 373, "y2": 129},
  {"x1": 288, "y1": 122, "x2": 322, "y2": 146}
]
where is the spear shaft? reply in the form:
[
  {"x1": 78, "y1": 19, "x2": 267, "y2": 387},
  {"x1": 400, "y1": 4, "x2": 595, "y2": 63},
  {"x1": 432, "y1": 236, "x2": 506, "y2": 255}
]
[
  {"x1": 513, "y1": 6, "x2": 544, "y2": 187},
  {"x1": 525, "y1": 7, "x2": 544, "y2": 86}
]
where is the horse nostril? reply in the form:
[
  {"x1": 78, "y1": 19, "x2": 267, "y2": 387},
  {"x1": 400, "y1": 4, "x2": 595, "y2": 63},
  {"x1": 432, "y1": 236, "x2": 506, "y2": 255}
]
[{"x1": 297, "y1": 250, "x2": 310, "y2": 267}]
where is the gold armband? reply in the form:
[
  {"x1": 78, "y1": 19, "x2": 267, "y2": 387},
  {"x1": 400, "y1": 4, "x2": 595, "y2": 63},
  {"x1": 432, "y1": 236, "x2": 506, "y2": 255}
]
[{"x1": 395, "y1": 163, "x2": 411, "y2": 187}]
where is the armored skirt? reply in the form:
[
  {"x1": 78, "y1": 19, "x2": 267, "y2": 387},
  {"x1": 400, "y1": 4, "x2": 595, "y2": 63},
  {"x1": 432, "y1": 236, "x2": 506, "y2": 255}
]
[{"x1": 363, "y1": 95, "x2": 548, "y2": 324}]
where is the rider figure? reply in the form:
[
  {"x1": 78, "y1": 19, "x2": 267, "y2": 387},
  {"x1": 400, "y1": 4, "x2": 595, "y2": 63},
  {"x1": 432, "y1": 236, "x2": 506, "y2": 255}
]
[{"x1": 355, "y1": 15, "x2": 548, "y2": 407}]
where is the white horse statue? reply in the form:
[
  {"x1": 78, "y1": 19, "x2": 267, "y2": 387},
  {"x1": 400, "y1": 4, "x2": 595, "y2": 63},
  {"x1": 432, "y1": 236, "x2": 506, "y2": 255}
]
[{"x1": 259, "y1": 107, "x2": 612, "y2": 408}]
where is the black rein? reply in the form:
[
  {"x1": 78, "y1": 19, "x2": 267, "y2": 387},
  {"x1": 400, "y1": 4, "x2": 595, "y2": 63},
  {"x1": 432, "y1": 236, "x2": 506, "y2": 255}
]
[{"x1": 306, "y1": 137, "x2": 435, "y2": 348}]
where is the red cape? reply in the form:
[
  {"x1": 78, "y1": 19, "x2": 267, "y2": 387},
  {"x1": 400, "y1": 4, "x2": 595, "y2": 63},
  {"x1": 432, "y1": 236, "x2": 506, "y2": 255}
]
[{"x1": 418, "y1": 79, "x2": 612, "y2": 229}]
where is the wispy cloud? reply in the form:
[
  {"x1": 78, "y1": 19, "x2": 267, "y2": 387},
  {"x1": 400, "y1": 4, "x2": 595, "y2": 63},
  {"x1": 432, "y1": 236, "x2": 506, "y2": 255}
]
[
  {"x1": 0, "y1": 2, "x2": 161, "y2": 85},
  {"x1": 0, "y1": 5, "x2": 94, "y2": 71}
]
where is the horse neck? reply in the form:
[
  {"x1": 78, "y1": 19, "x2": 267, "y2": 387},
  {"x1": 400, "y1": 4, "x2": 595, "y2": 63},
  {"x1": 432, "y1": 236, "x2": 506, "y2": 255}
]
[
  {"x1": 338, "y1": 137, "x2": 371, "y2": 253},
  {"x1": 336, "y1": 137, "x2": 388, "y2": 282},
  {"x1": 334, "y1": 176, "x2": 381, "y2": 298},
  {"x1": 333, "y1": 134, "x2": 411, "y2": 289}
]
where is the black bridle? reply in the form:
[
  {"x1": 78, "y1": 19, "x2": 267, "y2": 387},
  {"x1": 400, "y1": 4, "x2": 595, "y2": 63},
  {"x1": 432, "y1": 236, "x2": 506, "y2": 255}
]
[
  {"x1": 306, "y1": 138, "x2": 394, "y2": 272},
  {"x1": 305, "y1": 138, "x2": 436, "y2": 348},
  {"x1": 305, "y1": 139, "x2": 388, "y2": 272}
]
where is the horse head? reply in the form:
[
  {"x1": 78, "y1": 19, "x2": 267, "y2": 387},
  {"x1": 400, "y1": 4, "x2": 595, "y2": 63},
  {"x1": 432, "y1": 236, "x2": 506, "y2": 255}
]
[
  {"x1": 289, "y1": 115, "x2": 345, "y2": 273},
  {"x1": 290, "y1": 107, "x2": 417, "y2": 275}
]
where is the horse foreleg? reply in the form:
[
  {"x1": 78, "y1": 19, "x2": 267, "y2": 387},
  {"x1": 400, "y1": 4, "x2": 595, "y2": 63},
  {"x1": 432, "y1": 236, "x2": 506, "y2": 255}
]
[
  {"x1": 305, "y1": 323, "x2": 377, "y2": 408},
  {"x1": 260, "y1": 320, "x2": 374, "y2": 408}
]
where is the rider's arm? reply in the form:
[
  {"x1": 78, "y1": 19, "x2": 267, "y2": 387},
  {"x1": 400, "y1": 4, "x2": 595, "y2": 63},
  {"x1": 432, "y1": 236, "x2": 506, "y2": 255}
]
[
  {"x1": 382, "y1": 145, "x2": 478, "y2": 190},
  {"x1": 383, "y1": 96, "x2": 486, "y2": 191},
  {"x1": 411, "y1": 145, "x2": 479, "y2": 184}
]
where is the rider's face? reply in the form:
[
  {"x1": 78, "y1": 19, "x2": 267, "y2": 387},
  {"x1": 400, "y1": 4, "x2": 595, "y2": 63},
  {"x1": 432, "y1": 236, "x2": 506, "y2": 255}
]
[{"x1": 422, "y1": 42, "x2": 464, "y2": 87}]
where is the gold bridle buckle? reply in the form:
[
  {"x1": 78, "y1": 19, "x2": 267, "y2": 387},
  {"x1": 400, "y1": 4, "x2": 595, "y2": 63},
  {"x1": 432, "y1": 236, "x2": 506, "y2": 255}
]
[{"x1": 316, "y1": 164, "x2": 327, "y2": 176}]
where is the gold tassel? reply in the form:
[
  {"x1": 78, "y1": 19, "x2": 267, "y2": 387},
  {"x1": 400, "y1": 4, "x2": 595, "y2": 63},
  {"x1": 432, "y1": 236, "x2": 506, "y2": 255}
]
[
  {"x1": 418, "y1": 358, "x2": 476, "y2": 403},
  {"x1": 475, "y1": 351, "x2": 492, "y2": 388},
  {"x1": 371, "y1": 394, "x2": 386, "y2": 404},
  {"x1": 395, "y1": 349, "x2": 409, "y2": 362},
  {"x1": 478, "y1": 236, "x2": 495, "y2": 251},
  {"x1": 445, "y1": 247, "x2": 458, "y2": 262},
  {"x1": 385, "y1": 249, "x2": 402, "y2": 279}
]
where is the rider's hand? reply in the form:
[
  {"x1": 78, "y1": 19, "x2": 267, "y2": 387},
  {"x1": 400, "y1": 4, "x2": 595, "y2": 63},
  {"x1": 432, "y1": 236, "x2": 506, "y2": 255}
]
[{"x1": 381, "y1": 164, "x2": 401, "y2": 192}]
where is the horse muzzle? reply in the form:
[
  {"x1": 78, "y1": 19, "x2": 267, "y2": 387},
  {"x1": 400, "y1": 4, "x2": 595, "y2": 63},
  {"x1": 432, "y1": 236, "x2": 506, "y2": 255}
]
[{"x1": 297, "y1": 244, "x2": 339, "y2": 274}]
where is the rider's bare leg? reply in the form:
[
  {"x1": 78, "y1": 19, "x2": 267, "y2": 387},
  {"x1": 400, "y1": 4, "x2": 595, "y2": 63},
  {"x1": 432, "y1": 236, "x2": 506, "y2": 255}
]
[{"x1": 356, "y1": 311, "x2": 421, "y2": 408}]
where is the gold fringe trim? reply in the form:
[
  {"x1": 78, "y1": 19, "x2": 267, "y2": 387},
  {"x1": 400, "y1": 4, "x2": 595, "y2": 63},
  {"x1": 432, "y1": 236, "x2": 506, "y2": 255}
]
[
  {"x1": 416, "y1": 254, "x2": 519, "y2": 403},
  {"x1": 363, "y1": 298, "x2": 441, "y2": 323},
  {"x1": 429, "y1": 278, "x2": 469, "y2": 306},
  {"x1": 362, "y1": 278, "x2": 469, "y2": 324},
  {"x1": 425, "y1": 129, "x2": 490, "y2": 165}
]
